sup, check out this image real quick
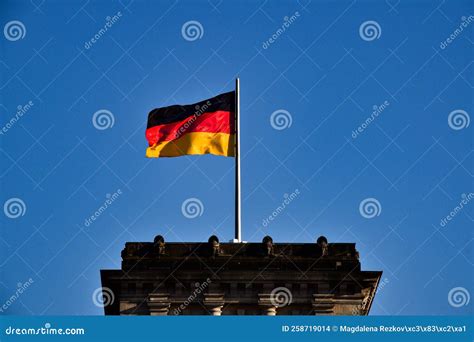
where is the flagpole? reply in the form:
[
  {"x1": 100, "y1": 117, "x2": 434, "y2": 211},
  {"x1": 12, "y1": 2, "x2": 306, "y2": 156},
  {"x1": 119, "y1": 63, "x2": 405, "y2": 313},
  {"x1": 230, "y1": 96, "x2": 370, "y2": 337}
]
[{"x1": 234, "y1": 78, "x2": 241, "y2": 243}]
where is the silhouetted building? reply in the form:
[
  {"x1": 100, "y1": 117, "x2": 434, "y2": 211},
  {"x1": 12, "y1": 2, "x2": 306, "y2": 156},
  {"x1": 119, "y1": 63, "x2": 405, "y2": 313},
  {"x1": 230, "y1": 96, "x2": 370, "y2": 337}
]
[{"x1": 100, "y1": 235, "x2": 382, "y2": 315}]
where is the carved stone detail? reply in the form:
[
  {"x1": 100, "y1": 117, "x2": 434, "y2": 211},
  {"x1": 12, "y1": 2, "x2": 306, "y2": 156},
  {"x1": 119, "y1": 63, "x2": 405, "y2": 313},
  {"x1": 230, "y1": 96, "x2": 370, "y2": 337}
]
[
  {"x1": 262, "y1": 236, "x2": 274, "y2": 256},
  {"x1": 208, "y1": 235, "x2": 221, "y2": 257}
]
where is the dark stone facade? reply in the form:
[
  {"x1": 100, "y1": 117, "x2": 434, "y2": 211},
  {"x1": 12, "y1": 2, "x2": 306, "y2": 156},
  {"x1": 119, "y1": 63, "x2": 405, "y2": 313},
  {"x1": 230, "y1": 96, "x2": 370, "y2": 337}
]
[{"x1": 100, "y1": 235, "x2": 382, "y2": 315}]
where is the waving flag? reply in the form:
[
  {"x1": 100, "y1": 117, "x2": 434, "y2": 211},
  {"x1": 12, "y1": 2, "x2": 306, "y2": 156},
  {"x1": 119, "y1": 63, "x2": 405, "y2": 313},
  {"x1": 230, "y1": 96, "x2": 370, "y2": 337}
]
[
  {"x1": 145, "y1": 91, "x2": 235, "y2": 158},
  {"x1": 145, "y1": 79, "x2": 242, "y2": 243}
]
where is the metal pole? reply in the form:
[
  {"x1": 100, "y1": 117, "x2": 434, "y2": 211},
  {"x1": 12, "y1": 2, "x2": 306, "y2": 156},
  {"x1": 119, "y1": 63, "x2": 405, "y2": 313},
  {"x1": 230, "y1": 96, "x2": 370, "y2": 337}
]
[{"x1": 234, "y1": 78, "x2": 241, "y2": 243}]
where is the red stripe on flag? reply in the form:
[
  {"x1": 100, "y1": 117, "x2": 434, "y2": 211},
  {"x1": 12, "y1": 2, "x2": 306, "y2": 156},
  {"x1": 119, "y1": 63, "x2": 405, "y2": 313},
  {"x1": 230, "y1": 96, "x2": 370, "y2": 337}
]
[{"x1": 145, "y1": 110, "x2": 234, "y2": 146}]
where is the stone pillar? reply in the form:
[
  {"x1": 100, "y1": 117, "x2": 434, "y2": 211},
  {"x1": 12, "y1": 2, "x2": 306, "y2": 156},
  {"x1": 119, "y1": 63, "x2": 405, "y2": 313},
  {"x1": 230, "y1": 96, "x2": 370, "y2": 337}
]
[
  {"x1": 208, "y1": 306, "x2": 223, "y2": 316},
  {"x1": 203, "y1": 293, "x2": 224, "y2": 316},
  {"x1": 258, "y1": 294, "x2": 278, "y2": 316},
  {"x1": 312, "y1": 294, "x2": 335, "y2": 315},
  {"x1": 263, "y1": 306, "x2": 277, "y2": 316},
  {"x1": 147, "y1": 293, "x2": 170, "y2": 315}
]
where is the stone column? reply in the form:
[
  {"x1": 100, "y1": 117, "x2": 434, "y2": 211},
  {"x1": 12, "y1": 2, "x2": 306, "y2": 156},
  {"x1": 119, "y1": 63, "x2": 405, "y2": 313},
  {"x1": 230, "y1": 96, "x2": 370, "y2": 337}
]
[
  {"x1": 208, "y1": 306, "x2": 223, "y2": 316},
  {"x1": 258, "y1": 294, "x2": 278, "y2": 316},
  {"x1": 203, "y1": 293, "x2": 225, "y2": 316},
  {"x1": 263, "y1": 306, "x2": 277, "y2": 316},
  {"x1": 312, "y1": 294, "x2": 335, "y2": 315},
  {"x1": 147, "y1": 293, "x2": 170, "y2": 315}
]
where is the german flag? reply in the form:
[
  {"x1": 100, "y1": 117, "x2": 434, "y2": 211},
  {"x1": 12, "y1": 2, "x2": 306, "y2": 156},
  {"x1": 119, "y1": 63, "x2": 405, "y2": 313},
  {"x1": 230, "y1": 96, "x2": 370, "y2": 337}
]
[{"x1": 145, "y1": 91, "x2": 235, "y2": 158}]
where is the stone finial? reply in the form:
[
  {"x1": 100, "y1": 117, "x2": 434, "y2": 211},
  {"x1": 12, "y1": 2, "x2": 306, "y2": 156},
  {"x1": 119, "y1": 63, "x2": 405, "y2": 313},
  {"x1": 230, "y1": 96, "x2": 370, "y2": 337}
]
[
  {"x1": 317, "y1": 236, "x2": 328, "y2": 256},
  {"x1": 154, "y1": 235, "x2": 164, "y2": 243},
  {"x1": 153, "y1": 235, "x2": 166, "y2": 255},
  {"x1": 208, "y1": 235, "x2": 220, "y2": 257},
  {"x1": 262, "y1": 236, "x2": 274, "y2": 256}
]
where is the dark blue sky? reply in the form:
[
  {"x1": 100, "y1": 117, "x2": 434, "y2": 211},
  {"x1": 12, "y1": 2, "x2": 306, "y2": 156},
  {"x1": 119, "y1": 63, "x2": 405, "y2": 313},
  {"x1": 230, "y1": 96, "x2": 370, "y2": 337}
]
[{"x1": 0, "y1": 0, "x2": 472, "y2": 315}]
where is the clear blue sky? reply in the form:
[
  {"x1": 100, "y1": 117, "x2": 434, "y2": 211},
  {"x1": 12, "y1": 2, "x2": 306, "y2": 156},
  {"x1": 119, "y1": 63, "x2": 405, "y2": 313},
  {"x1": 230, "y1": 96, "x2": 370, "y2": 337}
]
[{"x1": 0, "y1": 0, "x2": 472, "y2": 316}]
